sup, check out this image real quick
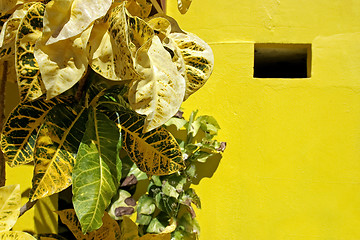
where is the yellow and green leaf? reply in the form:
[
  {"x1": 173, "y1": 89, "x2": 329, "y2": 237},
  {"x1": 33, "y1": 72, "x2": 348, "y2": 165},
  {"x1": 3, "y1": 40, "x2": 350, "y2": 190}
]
[
  {"x1": 57, "y1": 209, "x2": 120, "y2": 240},
  {"x1": 107, "y1": 3, "x2": 153, "y2": 80},
  {"x1": 72, "y1": 108, "x2": 122, "y2": 233},
  {"x1": 99, "y1": 101, "x2": 185, "y2": 176},
  {"x1": 129, "y1": 35, "x2": 186, "y2": 132},
  {"x1": 168, "y1": 32, "x2": 214, "y2": 99},
  {"x1": 126, "y1": 0, "x2": 152, "y2": 19},
  {"x1": 15, "y1": 2, "x2": 45, "y2": 102},
  {"x1": 0, "y1": 231, "x2": 36, "y2": 240},
  {"x1": 1, "y1": 96, "x2": 68, "y2": 167},
  {"x1": 0, "y1": 184, "x2": 21, "y2": 232},
  {"x1": 30, "y1": 103, "x2": 88, "y2": 201}
]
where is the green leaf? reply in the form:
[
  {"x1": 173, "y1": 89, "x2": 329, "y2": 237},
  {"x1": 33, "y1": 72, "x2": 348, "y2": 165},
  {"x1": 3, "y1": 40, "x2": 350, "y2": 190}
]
[
  {"x1": 136, "y1": 195, "x2": 155, "y2": 225},
  {"x1": 0, "y1": 184, "x2": 21, "y2": 232},
  {"x1": 180, "y1": 188, "x2": 201, "y2": 209},
  {"x1": 1, "y1": 96, "x2": 68, "y2": 167},
  {"x1": 164, "y1": 118, "x2": 188, "y2": 131},
  {"x1": 30, "y1": 102, "x2": 88, "y2": 201},
  {"x1": 162, "y1": 181, "x2": 179, "y2": 199},
  {"x1": 196, "y1": 115, "x2": 220, "y2": 135},
  {"x1": 0, "y1": 231, "x2": 36, "y2": 240},
  {"x1": 100, "y1": 102, "x2": 185, "y2": 176},
  {"x1": 15, "y1": 2, "x2": 45, "y2": 102},
  {"x1": 72, "y1": 108, "x2": 122, "y2": 233}
]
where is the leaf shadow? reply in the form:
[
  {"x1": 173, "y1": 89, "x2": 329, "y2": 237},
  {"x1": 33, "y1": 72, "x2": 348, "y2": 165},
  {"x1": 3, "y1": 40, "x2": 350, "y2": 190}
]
[{"x1": 191, "y1": 153, "x2": 222, "y2": 185}]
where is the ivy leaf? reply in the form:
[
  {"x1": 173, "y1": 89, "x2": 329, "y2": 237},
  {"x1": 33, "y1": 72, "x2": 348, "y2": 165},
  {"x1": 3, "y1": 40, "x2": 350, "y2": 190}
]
[
  {"x1": 15, "y1": 2, "x2": 45, "y2": 102},
  {"x1": 168, "y1": 32, "x2": 214, "y2": 100},
  {"x1": 129, "y1": 35, "x2": 186, "y2": 132},
  {"x1": 0, "y1": 231, "x2": 36, "y2": 240},
  {"x1": 43, "y1": 0, "x2": 112, "y2": 45},
  {"x1": 137, "y1": 195, "x2": 155, "y2": 225},
  {"x1": 196, "y1": 115, "x2": 220, "y2": 135},
  {"x1": 99, "y1": 102, "x2": 185, "y2": 176},
  {"x1": 177, "y1": 0, "x2": 192, "y2": 14},
  {"x1": 72, "y1": 108, "x2": 122, "y2": 233},
  {"x1": 30, "y1": 102, "x2": 88, "y2": 201},
  {"x1": 0, "y1": 184, "x2": 21, "y2": 232},
  {"x1": 57, "y1": 209, "x2": 120, "y2": 240},
  {"x1": 164, "y1": 117, "x2": 187, "y2": 130},
  {"x1": 1, "y1": 96, "x2": 68, "y2": 167}
]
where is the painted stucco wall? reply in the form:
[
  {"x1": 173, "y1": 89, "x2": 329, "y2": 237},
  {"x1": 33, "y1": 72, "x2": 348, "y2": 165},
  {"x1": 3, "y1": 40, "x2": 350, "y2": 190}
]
[{"x1": 168, "y1": 0, "x2": 360, "y2": 239}]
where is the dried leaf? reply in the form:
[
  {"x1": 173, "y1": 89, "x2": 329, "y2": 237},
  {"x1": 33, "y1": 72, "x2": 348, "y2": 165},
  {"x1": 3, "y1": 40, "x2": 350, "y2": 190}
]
[
  {"x1": 168, "y1": 32, "x2": 214, "y2": 99},
  {"x1": 177, "y1": 0, "x2": 192, "y2": 14},
  {"x1": 1, "y1": 97, "x2": 68, "y2": 167},
  {"x1": 15, "y1": 2, "x2": 45, "y2": 102},
  {"x1": 57, "y1": 209, "x2": 120, "y2": 240},
  {"x1": 43, "y1": 0, "x2": 112, "y2": 45},
  {"x1": 72, "y1": 108, "x2": 122, "y2": 233},
  {"x1": 129, "y1": 36, "x2": 186, "y2": 132},
  {"x1": 30, "y1": 102, "x2": 88, "y2": 201},
  {"x1": 0, "y1": 184, "x2": 21, "y2": 231},
  {"x1": 0, "y1": 231, "x2": 36, "y2": 240}
]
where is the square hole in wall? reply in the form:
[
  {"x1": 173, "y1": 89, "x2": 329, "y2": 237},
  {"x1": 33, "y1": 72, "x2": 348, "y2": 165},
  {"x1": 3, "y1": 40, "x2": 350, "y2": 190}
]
[{"x1": 253, "y1": 43, "x2": 311, "y2": 78}]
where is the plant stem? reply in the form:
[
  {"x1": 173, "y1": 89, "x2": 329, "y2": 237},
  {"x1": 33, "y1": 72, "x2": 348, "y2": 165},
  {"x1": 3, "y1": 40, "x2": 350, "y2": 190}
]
[
  {"x1": 150, "y1": 0, "x2": 164, "y2": 14},
  {"x1": 19, "y1": 200, "x2": 38, "y2": 218},
  {"x1": 0, "y1": 61, "x2": 8, "y2": 187}
]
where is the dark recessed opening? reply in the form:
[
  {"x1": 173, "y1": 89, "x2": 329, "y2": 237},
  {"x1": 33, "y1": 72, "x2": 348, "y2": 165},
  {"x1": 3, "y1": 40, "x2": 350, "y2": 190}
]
[{"x1": 254, "y1": 44, "x2": 311, "y2": 78}]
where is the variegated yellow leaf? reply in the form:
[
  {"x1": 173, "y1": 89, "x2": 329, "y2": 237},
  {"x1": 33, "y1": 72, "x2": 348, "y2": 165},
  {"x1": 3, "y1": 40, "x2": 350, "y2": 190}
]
[
  {"x1": 30, "y1": 103, "x2": 88, "y2": 201},
  {"x1": 43, "y1": 0, "x2": 112, "y2": 45},
  {"x1": 1, "y1": 97, "x2": 68, "y2": 167},
  {"x1": 147, "y1": 17, "x2": 171, "y2": 37},
  {"x1": 57, "y1": 209, "x2": 120, "y2": 240},
  {"x1": 0, "y1": 231, "x2": 36, "y2": 240},
  {"x1": 15, "y1": 2, "x2": 45, "y2": 102},
  {"x1": 34, "y1": 24, "x2": 93, "y2": 99},
  {"x1": 126, "y1": 0, "x2": 152, "y2": 19},
  {"x1": 140, "y1": 233, "x2": 171, "y2": 240},
  {"x1": 177, "y1": 0, "x2": 192, "y2": 14},
  {"x1": 0, "y1": 184, "x2": 21, "y2": 231},
  {"x1": 88, "y1": 21, "x2": 121, "y2": 80},
  {"x1": 129, "y1": 35, "x2": 186, "y2": 132},
  {"x1": 108, "y1": 3, "x2": 152, "y2": 80},
  {"x1": 168, "y1": 32, "x2": 214, "y2": 99},
  {"x1": 100, "y1": 102, "x2": 185, "y2": 175}
]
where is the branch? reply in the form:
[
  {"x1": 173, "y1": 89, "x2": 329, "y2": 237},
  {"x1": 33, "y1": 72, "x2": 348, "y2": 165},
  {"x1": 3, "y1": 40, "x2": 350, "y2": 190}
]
[
  {"x1": 19, "y1": 200, "x2": 38, "y2": 218},
  {"x1": 0, "y1": 61, "x2": 8, "y2": 187}
]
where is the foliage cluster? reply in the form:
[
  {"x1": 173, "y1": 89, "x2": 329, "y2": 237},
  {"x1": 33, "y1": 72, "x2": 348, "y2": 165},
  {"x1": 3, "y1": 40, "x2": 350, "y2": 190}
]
[{"x1": 0, "y1": 0, "x2": 225, "y2": 239}]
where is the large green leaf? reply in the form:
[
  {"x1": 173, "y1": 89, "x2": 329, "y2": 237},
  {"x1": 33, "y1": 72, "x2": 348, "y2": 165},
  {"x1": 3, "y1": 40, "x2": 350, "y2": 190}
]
[
  {"x1": 129, "y1": 35, "x2": 186, "y2": 132},
  {"x1": 30, "y1": 102, "x2": 88, "y2": 201},
  {"x1": 0, "y1": 184, "x2": 21, "y2": 232},
  {"x1": 168, "y1": 32, "x2": 214, "y2": 100},
  {"x1": 72, "y1": 108, "x2": 122, "y2": 233},
  {"x1": 15, "y1": 2, "x2": 45, "y2": 102},
  {"x1": 99, "y1": 101, "x2": 185, "y2": 176},
  {"x1": 1, "y1": 96, "x2": 67, "y2": 167}
]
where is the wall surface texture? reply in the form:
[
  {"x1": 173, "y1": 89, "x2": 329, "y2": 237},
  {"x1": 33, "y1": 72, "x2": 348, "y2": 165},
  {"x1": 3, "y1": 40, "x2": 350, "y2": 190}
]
[{"x1": 168, "y1": 0, "x2": 360, "y2": 239}]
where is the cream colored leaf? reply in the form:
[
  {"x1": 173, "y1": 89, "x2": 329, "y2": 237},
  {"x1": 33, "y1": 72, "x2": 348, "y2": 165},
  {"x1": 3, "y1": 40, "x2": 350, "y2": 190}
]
[
  {"x1": 0, "y1": 0, "x2": 25, "y2": 16},
  {"x1": 89, "y1": 21, "x2": 121, "y2": 80},
  {"x1": 0, "y1": 231, "x2": 36, "y2": 240},
  {"x1": 168, "y1": 32, "x2": 214, "y2": 99},
  {"x1": 147, "y1": 17, "x2": 171, "y2": 40},
  {"x1": 177, "y1": 0, "x2": 192, "y2": 14},
  {"x1": 43, "y1": 0, "x2": 112, "y2": 45},
  {"x1": 108, "y1": 3, "x2": 153, "y2": 81},
  {"x1": 0, "y1": 185, "x2": 21, "y2": 232},
  {"x1": 129, "y1": 35, "x2": 186, "y2": 132},
  {"x1": 126, "y1": 0, "x2": 152, "y2": 19},
  {"x1": 34, "y1": 25, "x2": 92, "y2": 99}
]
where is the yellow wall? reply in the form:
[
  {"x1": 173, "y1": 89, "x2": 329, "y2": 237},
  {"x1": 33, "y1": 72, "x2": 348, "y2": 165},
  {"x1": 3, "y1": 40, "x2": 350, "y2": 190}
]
[{"x1": 168, "y1": 0, "x2": 360, "y2": 239}]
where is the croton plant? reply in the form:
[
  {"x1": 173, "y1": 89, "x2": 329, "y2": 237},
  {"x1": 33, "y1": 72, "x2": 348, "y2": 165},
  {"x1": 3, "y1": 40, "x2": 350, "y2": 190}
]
[{"x1": 0, "y1": 0, "x2": 225, "y2": 239}]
